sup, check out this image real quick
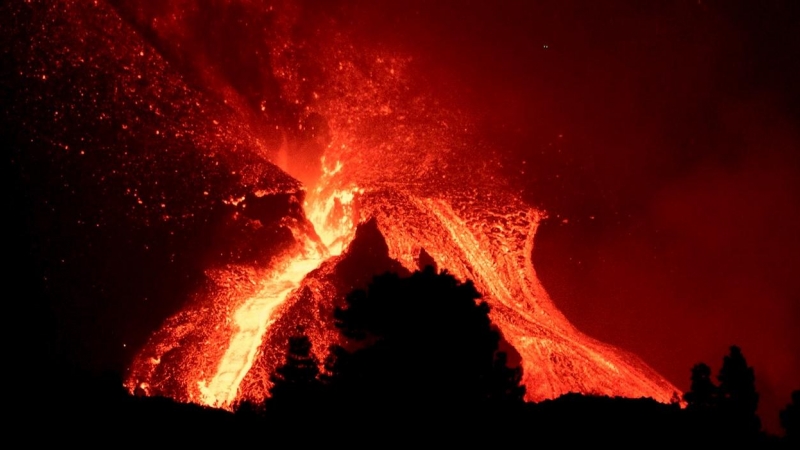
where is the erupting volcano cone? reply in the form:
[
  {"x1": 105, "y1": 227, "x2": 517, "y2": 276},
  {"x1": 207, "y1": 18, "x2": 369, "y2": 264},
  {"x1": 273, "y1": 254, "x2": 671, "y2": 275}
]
[
  {"x1": 129, "y1": 164, "x2": 677, "y2": 407},
  {"x1": 7, "y1": 0, "x2": 677, "y2": 409}
]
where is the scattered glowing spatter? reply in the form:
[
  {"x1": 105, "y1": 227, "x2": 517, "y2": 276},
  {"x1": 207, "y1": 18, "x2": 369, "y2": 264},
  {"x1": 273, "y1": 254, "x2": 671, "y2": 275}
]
[{"x1": 196, "y1": 178, "x2": 359, "y2": 408}]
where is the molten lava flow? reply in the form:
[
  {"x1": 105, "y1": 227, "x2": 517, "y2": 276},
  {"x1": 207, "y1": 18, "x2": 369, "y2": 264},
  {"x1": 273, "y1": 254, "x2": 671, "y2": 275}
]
[
  {"x1": 368, "y1": 194, "x2": 675, "y2": 401},
  {"x1": 193, "y1": 185, "x2": 360, "y2": 408},
  {"x1": 197, "y1": 229, "x2": 327, "y2": 407}
]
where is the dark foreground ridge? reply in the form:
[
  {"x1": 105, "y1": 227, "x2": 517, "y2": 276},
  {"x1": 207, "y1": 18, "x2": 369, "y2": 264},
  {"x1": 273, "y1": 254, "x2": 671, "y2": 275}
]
[
  {"x1": 30, "y1": 372, "x2": 795, "y2": 447},
  {"x1": 28, "y1": 269, "x2": 799, "y2": 447}
]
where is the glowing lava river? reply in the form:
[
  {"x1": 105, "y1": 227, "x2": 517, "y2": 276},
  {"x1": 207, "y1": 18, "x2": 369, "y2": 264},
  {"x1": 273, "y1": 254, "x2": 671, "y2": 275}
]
[{"x1": 14, "y1": 0, "x2": 680, "y2": 408}]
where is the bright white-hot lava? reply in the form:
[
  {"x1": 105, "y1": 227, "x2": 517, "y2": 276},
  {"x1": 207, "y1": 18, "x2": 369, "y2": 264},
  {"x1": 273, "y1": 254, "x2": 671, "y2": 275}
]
[
  {"x1": 195, "y1": 173, "x2": 361, "y2": 408},
  {"x1": 305, "y1": 159, "x2": 363, "y2": 256},
  {"x1": 196, "y1": 228, "x2": 329, "y2": 407}
]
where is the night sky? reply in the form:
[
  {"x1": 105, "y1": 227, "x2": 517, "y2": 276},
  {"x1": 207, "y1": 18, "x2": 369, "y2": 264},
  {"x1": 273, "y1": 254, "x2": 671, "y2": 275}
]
[{"x1": 5, "y1": 0, "x2": 799, "y2": 433}]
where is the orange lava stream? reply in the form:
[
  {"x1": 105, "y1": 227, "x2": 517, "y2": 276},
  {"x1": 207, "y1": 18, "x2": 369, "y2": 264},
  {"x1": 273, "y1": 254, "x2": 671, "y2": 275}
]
[
  {"x1": 196, "y1": 179, "x2": 359, "y2": 408},
  {"x1": 197, "y1": 233, "x2": 326, "y2": 407},
  {"x1": 399, "y1": 197, "x2": 675, "y2": 402}
]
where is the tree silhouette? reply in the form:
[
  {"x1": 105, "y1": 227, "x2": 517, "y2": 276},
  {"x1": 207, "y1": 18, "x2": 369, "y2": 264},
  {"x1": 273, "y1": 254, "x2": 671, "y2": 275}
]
[
  {"x1": 486, "y1": 351, "x2": 527, "y2": 403},
  {"x1": 680, "y1": 346, "x2": 766, "y2": 444},
  {"x1": 325, "y1": 266, "x2": 525, "y2": 412},
  {"x1": 779, "y1": 390, "x2": 799, "y2": 444},
  {"x1": 717, "y1": 345, "x2": 760, "y2": 433},
  {"x1": 265, "y1": 334, "x2": 323, "y2": 416},
  {"x1": 684, "y1": 362, "x2": 717, "y2": 409}
]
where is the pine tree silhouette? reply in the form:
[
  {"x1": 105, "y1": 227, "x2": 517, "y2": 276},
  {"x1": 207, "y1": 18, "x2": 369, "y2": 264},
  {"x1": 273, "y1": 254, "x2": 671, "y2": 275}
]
[
  {"x1": 717, "y1": 345, "x2": 760, "y2": 433},
  {"x1": 684, "y1": 362, "x2": 717, "y2": 409}
]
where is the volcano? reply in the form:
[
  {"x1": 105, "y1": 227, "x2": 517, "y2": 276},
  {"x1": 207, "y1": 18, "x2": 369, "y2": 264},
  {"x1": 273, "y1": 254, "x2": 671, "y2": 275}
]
[
  {"x1": 109, "y1": 1, "x2": 678, "y2": 407},
  {"x1": 127, "y1": 157, "x2": 678, "y2": 407},
  {"x1": 7, "y1": 0, "x2": 681, "y2": 411}
]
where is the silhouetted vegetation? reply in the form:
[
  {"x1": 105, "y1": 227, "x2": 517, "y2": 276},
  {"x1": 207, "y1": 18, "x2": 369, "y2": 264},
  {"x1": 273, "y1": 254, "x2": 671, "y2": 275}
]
[
  {"x1": 39, "y1": 272, "x2": 797, "y2": 446},
  {"x1": 718, "y1": 345, "x2": 761, "y2": 433},
  {"x1": 682, "y1": 345, "x2": 769, "y2": 445},
  {"x1": 264, "y1": 333, "x2": 324, "y2": 416},
  {"x1": 781, "y1": 390, "x2": 800, "y2": 445},
  {"x1": 321, "y1": 266, "x2": 525, "y2": 413},
  {"x1": 685, "y1": 362, "x2": 717, "y2": 409},
  {"x1": 245, "y1": 267, "x2": 526, "y2": 433}
]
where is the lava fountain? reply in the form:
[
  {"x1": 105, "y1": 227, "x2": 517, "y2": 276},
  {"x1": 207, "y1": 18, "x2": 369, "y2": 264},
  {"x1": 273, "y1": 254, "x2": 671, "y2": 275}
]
[{"x1": 119, "y1": 0, "x2": 679, "y2": 408}]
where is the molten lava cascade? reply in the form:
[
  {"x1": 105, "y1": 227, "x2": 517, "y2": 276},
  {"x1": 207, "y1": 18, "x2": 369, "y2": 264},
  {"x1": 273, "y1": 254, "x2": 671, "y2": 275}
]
[{"x1": 15, "y1": 0, "x2": 680, "y2": 407}]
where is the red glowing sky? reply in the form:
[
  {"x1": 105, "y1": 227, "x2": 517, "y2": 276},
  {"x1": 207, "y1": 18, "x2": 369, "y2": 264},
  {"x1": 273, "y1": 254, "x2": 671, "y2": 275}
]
[
  {"x1": 5, "y1": 0, "x2": 799, "y2": 433},
  {"x1": 353, "y1": 1, "x2": 799, "y2": 431},
  {"x1": 317, "y1": 1, "x2": 799, "y2": 430}
]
